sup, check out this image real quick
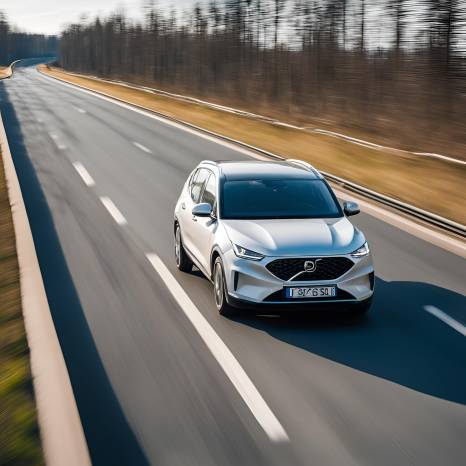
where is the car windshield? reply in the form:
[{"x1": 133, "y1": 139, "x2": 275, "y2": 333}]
[{"x1": 221, "y1": 178, "x2": 342, "y2": 219}]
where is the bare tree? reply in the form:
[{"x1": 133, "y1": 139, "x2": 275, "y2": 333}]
[
  {"x1": 58, "y1": 0, "x2": 466, "y2": 156},
  {"x1": 273, "y1": 0, "x2": 287, "y2": 48},
  {"x1": 359, "y1": 0, "x2": 365, "y2": 53},
  {"x1": 0, "y1": 10, "x2": 58, "y2": 65}
]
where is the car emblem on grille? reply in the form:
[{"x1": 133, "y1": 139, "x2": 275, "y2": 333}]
[{"x1": 304, "y1": 259, "x2": 321, "y2": 272}]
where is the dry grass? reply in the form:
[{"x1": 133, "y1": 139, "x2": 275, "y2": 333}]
[
  {"x1": 41, "y1": 65, "x2": 466, "y2": 225},
  {"x1": 0, "y1": 146, "x2": 43, "y2": 465}
]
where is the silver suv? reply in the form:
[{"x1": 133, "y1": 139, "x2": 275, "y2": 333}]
[{"x1": 174, "y1": 160, "x2": 374, "y2": 316}]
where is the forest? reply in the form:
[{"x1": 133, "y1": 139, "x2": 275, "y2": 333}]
[
  {"x1": 0, "y1": 11, "x2": 58, "y2": 65},
  {"x1": 57, "y1": 1, "x2": 466, "y2": 155}
]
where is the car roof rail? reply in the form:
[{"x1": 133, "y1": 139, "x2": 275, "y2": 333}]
[
  {"x1": 286, "y1": 159, "x2": 321, "y2": 177},
  {"x1": 200, "y1": 160, "x2": 218, "y2": 166}
]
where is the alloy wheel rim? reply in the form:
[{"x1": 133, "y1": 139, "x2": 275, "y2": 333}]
[
  {"x1": 214, "y1": 264, "x2": 223, "y2": 308},
  {"x1": 175, "y1": 228, "x2": 181, "y2": 266}
]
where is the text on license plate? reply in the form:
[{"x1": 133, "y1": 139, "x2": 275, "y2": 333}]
[{"x1": 286, "y1": 286, "x2": 336, "y2": 299}]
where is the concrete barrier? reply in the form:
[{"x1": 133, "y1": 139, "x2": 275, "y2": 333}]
[{"x1": 0, "y1": 111, "x2": 92, "y2": 466}]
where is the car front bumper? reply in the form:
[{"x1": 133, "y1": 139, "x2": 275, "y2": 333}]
[{"x1": 222, "y1": 249, "x2": 374, "y2": 308}]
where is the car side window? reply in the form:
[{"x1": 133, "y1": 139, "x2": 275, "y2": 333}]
[
  {"x1": 190, "y1": 168, "x2": 209, "y2": 203},
  {"x1": 188, "y1": 169, "x2": 199, "y2": 192},
  {"x1": 201, "y1": 173, "x2": 216, "y2": 208}
]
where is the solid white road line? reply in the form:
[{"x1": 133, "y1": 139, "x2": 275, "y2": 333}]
[
  {"x1": 72, "y1": 162, "x2": 95, "y2": 187},
  {"x1": 146, "y1": 253, "x2": 289, "y2": 443},
  {"x1": 100, "y1": 197, "x2": 127, "y2": 225},
  {"x1": 133, "y1": 141, "x2": 152, "y2": 154},
  {"x1": 424, "y1": 305, "x2": 466, "y2": 337}
]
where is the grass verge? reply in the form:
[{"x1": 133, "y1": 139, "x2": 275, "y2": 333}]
[
  {"x1": 40, "y1": 65, "x2": 466, "y2": 226},
  {"x1": 0, "y1": 145, "x2": 43, "y2": 465}
]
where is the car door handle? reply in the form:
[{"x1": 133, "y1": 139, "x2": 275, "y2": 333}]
[
  {"x1": 181, "y1": 202, "x2": 186, "y2": 210},
  {"x1": 192, "y1": 216, "x2": 197, "y2": 222}
]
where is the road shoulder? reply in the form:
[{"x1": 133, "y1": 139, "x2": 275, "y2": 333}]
[{"x1": 0, "y1": 110, "x2": 91, "y2": 466}]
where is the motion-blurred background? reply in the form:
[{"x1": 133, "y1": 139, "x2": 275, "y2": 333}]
[
  {"x1": 1, "y1": 2, "x2": 465, "y2": 466},
  {"x1": 1, "y1": 1, "x2": 466, "y2": 155}
]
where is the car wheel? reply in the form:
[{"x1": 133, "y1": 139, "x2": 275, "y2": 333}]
[
  {"x1": 213, "y1": 257, "x2": 235, "y2": 317},
  {"x1": 175, "y1": 224, "x2": 193, "y2": 272}
]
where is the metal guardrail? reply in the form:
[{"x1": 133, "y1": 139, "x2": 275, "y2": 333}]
[
  {"x1": 0, "y1": 59, "x2": 21, "y2": 80},
  {"x1": 58, "y1": 70, "x2": 466, "y2": 167},
  {"x1": 225, "y1": 141, "x2": 466, "y2": 238},
  {"x1": 38, "y1": 67, "x2": 466, "y2": 239},
  {"x1": 321, "y1": 172, "x2": 466, "y2": 237}
]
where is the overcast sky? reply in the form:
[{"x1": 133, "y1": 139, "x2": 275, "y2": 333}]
[{"x1": 1, "y1": 0, "x2": 195, "y2": 35}]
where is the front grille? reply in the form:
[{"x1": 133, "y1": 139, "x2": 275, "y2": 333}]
[{"x1": 266, "y1": 257, "x2": 354, "y2": 281}]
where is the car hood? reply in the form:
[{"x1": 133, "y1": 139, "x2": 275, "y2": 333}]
[{"x1": 222, "y1": 217, "x2": 364, "y2": 257}]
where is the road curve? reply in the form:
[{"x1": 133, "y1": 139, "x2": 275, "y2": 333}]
[{"x1": 1, "y1": 60, "x2": 465, "y2": 466}]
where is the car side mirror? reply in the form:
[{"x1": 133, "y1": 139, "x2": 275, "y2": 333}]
[
  {"x1": 343, "y1": 201, "x2": 360, "y2": 217},
  {"x1": 192, "y1": 203, "x2": 212, "y2": 217}
]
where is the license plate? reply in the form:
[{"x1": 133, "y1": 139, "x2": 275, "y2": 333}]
[{"x1": 285, "y1": 286, "x2": 336, "y2": 299}]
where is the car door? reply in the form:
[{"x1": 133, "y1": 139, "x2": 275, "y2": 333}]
[
  {"x1": 181, "y1": 168, "x2": 210, "y2": 258},
  {"x1": 177, "y1": 169, "x2": 197, "y2": 243},
  {"x1": 190, "y1": 172, "x2": 218, "y2": 274}
]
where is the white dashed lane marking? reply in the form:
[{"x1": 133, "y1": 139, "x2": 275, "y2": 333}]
[
  {"x1": 48, "y1": 131, "x2": 67, "y2": 150},
  {"x1": 132, "y1": 141, "x2": 152, "y2": 154},
  {"x1": 100, "y1": 197, "x2": 127, "y2": 226},
  {"x1": 73, "y1": 162, "x2": 95, "y2": 187},
  {"x1": 73, "y1": 106, "x2": 87, "y2": 114}
]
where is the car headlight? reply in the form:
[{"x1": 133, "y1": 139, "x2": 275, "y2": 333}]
[
  {"x1": 233, "y1": 244, "x2": 264, "y2": 261},
  {"x1": 350, "y1": 241, "x2": 370, "y2": 258}
]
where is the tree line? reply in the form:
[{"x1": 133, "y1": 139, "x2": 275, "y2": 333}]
[
  {"x1": 0, "y1": 11, "x2": 58, "y2": 65},
  {"x1": 60, "y1": 0, "x2": 466, "y2": 155}
]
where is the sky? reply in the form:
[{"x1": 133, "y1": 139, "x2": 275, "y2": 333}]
[
  {"x1": 4, "y1": 1, "x2": 460, "y2": 52},
  {"x1": 1, "y1": 0, "x2": 195, "y2": 35}
]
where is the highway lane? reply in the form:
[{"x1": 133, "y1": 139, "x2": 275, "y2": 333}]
[{"x1": 1, "y1": 61, "x2": 466, "y2": 465}]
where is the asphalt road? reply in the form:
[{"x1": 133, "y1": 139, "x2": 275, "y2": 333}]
[{"x1": 1, "y1": 60, "x2": 466, "y2": 466}]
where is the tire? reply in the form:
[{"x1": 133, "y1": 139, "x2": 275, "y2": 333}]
[
  {"x1": 213, "y1": 257, "x2": 236, "y2": 317},
  {"x1": 174, "y1": 224, "x2": 193, "y2": 272}
]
